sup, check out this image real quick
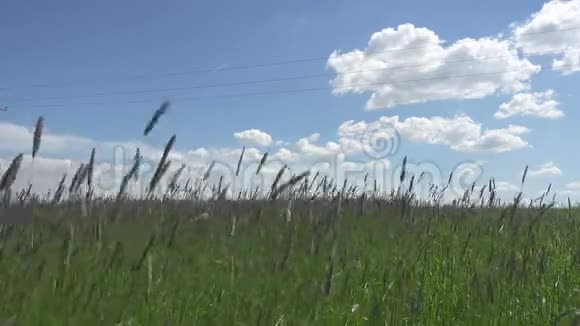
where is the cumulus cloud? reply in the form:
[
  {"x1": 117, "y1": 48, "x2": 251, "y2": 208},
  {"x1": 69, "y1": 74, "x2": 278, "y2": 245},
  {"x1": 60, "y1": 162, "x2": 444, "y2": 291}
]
[
  {"x1": 338, "y1": 115, "x2": 530, "y2": 154},
  {"x1": 495, "y1": 90, "x2": 563, "y2": 119},
  {"x1": 233, "y1": 129, "x2": 273, "y2": 147},
  {"x1": 513, "y1": 0, "x2": 580, "y2": 75},
  {"x1": 271, "y1": 148, "x2": 300, "y2": 162},
  {"x1": 528, "y1": 161, "x2": 563, "y2": 177},
  {"x1": 295, "y1": 136, "x2": 341, "y2": 158},
  {"x1": 327, "y1": 23, "x2": 540, "y2": 109}
]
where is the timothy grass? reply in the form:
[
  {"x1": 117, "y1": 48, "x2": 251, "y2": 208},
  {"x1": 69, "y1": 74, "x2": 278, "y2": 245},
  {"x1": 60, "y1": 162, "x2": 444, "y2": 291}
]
[
  {"x1": 32, "y1": 116, "x2": 43, "y2": 159},
  {"x1": 144, "y1": 101, "x2": 170, "y2": 136},
  {"x1": 0, "y1": 110, "x2": 578, "y2": 325}
]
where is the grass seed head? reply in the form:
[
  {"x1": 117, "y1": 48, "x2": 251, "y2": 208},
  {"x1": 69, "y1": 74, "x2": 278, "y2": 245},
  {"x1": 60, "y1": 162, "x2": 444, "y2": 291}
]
[
  {"x1": 236, "y1": 146, "x2": 245, "y2": 177},
  {"x1": 203, "y1": 161, "x2": 215, "y2": 181},
  {"x1": 256, "y1": 152, "x2": 268, "y2": 175},
  {"x1": 87, "y1": 148, "x2": 95, "y2": 188},
  {"x1": 32, "y1": 116, "x2": 44, "y2": 159},
  {"x1": 400, "y1": 156, "x2": 407, "y2": 183},
  {"x1": 144, "y1": 100, "x2": 170, "y2": 136},
  {"x1": 0, "y1": 153, "x2": 24, "y2": 191},
  {"x1": 69, "y1": 163, "x2": 85, "y2": 193}
]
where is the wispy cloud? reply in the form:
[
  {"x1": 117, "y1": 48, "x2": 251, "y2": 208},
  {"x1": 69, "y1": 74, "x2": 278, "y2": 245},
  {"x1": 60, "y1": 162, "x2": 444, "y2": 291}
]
[{"x1": 528, "y1": 161, "x2": 563, "y2": 177}]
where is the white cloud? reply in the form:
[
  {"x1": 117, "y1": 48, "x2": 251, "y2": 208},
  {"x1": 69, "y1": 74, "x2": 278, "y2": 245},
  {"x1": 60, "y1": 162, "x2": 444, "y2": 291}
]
[
  {"x1": 274, "y1": 140, "x2": 290, "y2": 147},
  {"x1": 528, "y1": 161, "x2": 563, "y2": 177},
  {"x1": 559, "y1": 189, "x2": 580, "y2": 201},
  {"x1": 495, "y1": 90, "x2": 563, "y2": 119},
  {"x1": 0, "y1": 154, "x2": 123, "y2": 196},
  {"x1": 295, "y1": 137, "x2": 341, "y2": 158},
  {"x1": 340, "y1": 160, "x2": 391, "y2": 174},
  {"x1": 0, "y1": 121, "x2": 94, "y2": 156},
  {"x1": 0, "y1": 121, "x2": 186, "y2": 165},
  {"x1": 327, "y1": 23, "x2": 539, "y2": 109},
  {"x1": 307, "y1": 133, "x2": 321, "y2": 143},
  {"x1": 553, "y1": 51, "x2": 580, "y2": 74},
  {"x1": 495, "y1": 181, "x2": 519, "y2": 192},
  {"x1": 513, "y1": 0, "x2": 580, "y2": 75},
  {"x1": 338, "y1": 115, "x2": 530, "y2": 154},
  {"x1": 233, "y1": 129, "x2": 273, "y2": 147},
  {"x1": 0, "y1": 114, "x2": 532, "y2": 200},
  {"x1": 566, "y1": 181, "x2": 580, "y2": 189},
  {"x1": 271, "y1": 148, "x2": 299, "y2": 162}
]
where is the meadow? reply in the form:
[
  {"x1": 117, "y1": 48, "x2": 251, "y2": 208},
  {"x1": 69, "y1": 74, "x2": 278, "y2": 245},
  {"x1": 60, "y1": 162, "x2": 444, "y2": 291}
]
[{"x1": 0, "y1": 107, "x2": 579, "y2": 325}]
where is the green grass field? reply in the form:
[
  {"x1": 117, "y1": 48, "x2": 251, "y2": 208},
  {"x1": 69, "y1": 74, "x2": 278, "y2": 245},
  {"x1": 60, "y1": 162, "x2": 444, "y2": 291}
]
[
  {"x1": 1, "y1": 113, "x2": 579, "y2": 325},
  {"x1": 1, "y1": 198, "x2": 579, "y2": 325}
]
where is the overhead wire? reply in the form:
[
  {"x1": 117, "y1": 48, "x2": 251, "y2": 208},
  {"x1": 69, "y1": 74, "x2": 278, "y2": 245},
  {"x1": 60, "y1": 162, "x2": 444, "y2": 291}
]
[
  {"x1": 14, "y1": 62, "x2": 580, "y2": 109},
  {"x1": 7, "y1": 46, "x2": 580, "y2": 104},
  {"x1": 1, "y1": 24, "x2": 580, "y2": 91}
]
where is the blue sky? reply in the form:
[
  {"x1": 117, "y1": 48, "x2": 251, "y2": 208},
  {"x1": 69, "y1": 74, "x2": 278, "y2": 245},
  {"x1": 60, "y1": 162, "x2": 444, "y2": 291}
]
[{"x1": 2, "y1": 0, "x2": 580, "y2": 200}]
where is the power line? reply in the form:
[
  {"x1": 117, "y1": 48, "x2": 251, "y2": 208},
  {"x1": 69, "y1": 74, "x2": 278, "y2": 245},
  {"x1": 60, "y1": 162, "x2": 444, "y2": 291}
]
[
  {"x1": 515, "y1": 25, "x2": 580, "y2": 37},
  {"x1": 8, "y1": 46, "x2": 580, "y2": 104},
  {"x1": 2, "y1": 25, "x2": 580, "y2": 91},
  {"x1": 14, "y1": 62, "x2": 578, "y2": 109}
]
